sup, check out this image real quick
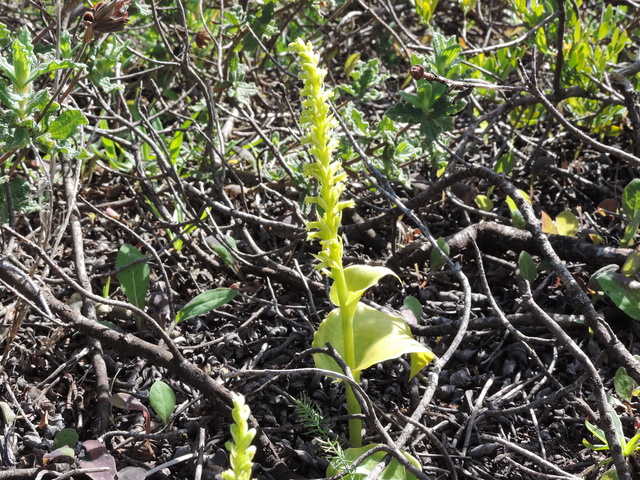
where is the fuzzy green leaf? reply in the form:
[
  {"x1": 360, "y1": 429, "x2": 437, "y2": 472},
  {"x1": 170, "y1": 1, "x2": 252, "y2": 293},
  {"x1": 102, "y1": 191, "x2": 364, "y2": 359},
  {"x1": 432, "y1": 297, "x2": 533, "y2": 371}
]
[
  {"x1": 53, "y1": 428, "x2": 79, "y2": 449},
  {"x1": 48, "y1": 109, "x2": 88, "y2": 140}
]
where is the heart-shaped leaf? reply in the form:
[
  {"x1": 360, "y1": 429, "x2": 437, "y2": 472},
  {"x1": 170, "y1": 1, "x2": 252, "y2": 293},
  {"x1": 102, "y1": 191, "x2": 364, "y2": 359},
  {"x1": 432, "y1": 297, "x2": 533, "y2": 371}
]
[{"x1": 312, "y1": 303, "x2": 434, "y2": 379}]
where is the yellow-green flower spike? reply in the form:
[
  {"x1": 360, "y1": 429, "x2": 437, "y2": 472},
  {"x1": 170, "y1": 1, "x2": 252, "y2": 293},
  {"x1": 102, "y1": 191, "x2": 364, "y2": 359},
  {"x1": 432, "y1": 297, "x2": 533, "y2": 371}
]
[
  {"x1": 222, "y1": 394, "x2": 257, "y2": 480},
  {"x1": 290, "y1": 38, "x2": 354, "y2": 276}
]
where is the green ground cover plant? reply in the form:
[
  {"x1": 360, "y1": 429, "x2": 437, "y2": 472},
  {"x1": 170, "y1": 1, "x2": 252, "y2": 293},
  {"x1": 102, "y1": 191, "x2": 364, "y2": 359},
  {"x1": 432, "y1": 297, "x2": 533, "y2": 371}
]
[{"x1": 1, "y1": 1, "x2": 640, "y2": 479}]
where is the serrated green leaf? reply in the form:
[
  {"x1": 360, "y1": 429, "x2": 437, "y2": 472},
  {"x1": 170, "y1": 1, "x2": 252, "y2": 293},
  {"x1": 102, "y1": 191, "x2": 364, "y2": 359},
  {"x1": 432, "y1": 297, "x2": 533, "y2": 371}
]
[
  {"x1": 385, "y1": 102, "x2": 425, "y2": 124},
  {"x1": 48, "y1": 109, "x2": 88, "y2": 140},
  {"x1": 0, "y1": 79, "x2": 18, "y2": 111},
  {"x1": 175, "y1": 288, "x2": 238, "y2": 324},
  {"x1": 29, "y1": 58, "x2": 85, "y2": 85},
  {"x1": 150, "y1": 381, "x2": 176, "y2": 425},
  {"x1": 231, "y1": 81, "x2": 258, "y2": 105},
  {"x1": 115, "y1": 244, "x2": 149, "y2": 311}
]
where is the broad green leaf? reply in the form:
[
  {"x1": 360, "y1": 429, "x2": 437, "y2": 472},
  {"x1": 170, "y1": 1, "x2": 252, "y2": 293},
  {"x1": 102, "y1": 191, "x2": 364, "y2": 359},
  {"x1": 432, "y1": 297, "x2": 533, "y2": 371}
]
[
  {"x1": 540, "y1": 211, "x2": 557, "y2": 234},
  {"x1": 29, "y1": 58, "x2": 85, "y2": 85},
  {"x1": 622, "y1": 179, "x2": 640, "y2": 220},
  {"x1": 622, "y1": 252, "x2": 640, "y2": 277},
  {"x1": 175, "y1": 288, "x2": 238, "y2": 324},
  {"x1": 312, "y1": 303, "x2": 435, "y2": 379},
  {"x1": 555, "y1": 211, "x2": 579, "y2": 237},
  {"x1": 402, "y1": 296, "x2": 422, "y2": 322},
  {"x1": 511, "y1": 209, "x2": 526, "y2": 229},
  {"x1": 329, "y1": 265, "x2": 398, "y2": 308},
  {"x1": 327, "y1": 444, "x2": 420, "y2": 480},
  {"x1": 584, "y1": 418, "x2": 608, "y2": 447},
  {"x1": 596, "y1": 271, "x2": 640, "y2": 321},
  {"x1": 518, "y1": 251, "x2": 536, "y2": 283},
  {"x1": 115, "y1": 244, "x2": 149, "y2": 311},
  {"x1": 0, "y1": 79, "x2": 18, "y2": 110},
  {"x1": 494, "y1": 152, "x2": 515, "y2": 174},
  {"x1": 614, "y1": 367, "x2": 637, "y2": 402},
  {"x1": 53, "y1": 428, "x2": 79, "y2": 449},
  {"x1": 150, "y1": 381, "x2": 176, "y2": 425},
  {"x1": 48, "y1": 109, "x2": 88, "y2": 140},
  {"x1": 429, "y1": 237, "x2": 449, "y2": 271},
  {"x1": 384, "y1": 102, "x2": 425, "y2": 124},
  {"x1": 474, "y1": 194, "x2": 493, "y2": 212}
]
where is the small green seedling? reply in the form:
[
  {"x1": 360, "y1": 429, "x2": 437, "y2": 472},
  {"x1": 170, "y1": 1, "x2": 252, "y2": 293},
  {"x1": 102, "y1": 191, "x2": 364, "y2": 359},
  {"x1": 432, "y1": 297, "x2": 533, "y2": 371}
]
[{"x1": 583, "y1": 408, "x2": 640, "y2": 473}]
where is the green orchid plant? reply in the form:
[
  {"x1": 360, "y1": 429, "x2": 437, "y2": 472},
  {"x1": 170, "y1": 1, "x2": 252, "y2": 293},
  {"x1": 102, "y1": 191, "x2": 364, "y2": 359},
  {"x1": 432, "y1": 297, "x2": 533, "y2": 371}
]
[{"x1": 290, "y1": 38, "x2": 434, "y2": 461}]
